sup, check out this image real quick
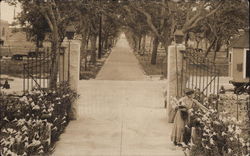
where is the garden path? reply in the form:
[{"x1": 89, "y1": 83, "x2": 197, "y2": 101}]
[{"x1": 53, "y1": 34, "x2": 184, "y2": 156}]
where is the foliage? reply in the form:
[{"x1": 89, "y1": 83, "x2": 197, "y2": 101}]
[
  {"x1": 201, "y1": 0, "x2": 249, "y2": 57},
  {"x1": 0, "y1": 82, "x2": 78, "y2": 155},
  {"x1": 189, "y1": 107, "x2": 250, "y2": 156},
  {"x1": 186, "y1": 93, "x2": 250, "y2": 156}
]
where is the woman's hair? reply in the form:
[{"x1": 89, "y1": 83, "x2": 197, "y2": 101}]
[{"x1": 185, "y1": 89, "x2": 194, "y2": 96}]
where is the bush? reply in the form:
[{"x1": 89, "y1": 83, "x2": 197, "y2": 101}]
[{"x1": 0, "y1": 82, "x2": 78, "y2": 155}]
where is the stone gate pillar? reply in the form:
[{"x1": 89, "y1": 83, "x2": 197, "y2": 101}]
[
  {"x1": 167, "y1": 43, "x2": 185, "y2": 123},
  {"x1": 61, "y1": 39, "x2": 80, "y2": 120}
]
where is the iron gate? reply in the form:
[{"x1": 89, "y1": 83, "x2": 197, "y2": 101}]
[
  {"x1": 23, "y1": 47, "x2": 68, "y2": 92},
  {"x1": 179, "y1": 48, "x2": 220, "y2": 97}
]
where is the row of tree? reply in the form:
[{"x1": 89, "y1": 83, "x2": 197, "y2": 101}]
[
  {"x1": 12, "y1": 0, "x2": 122, "y2": 87},
  {"x1": 117, "y1": 0, "x2": 249, "y2": 64},
  {"x1": 10, "y1": 0, "x2": 249, "y2": 86}
]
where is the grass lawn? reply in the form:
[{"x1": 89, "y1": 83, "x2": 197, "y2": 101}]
[
  {"x1": 80, "y1": 51, "x2": 111, "y2": 80},
  {"x1": 135, "y1": 53, "x2": 167, "y2": 76},
  {"x1": 0, "y1": 59, "x2": 24, "y2": 78},
  {"x1": 135, "y1": 52, "x2": 228, "y2": 77}
]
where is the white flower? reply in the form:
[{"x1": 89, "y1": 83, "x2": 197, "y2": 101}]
[
  {"x1": 213, "y1": 121, "x2": 220, "y2": 125},
  {"x1": 239, "y1": 138, "x2": 245, "y2": 145},
  {"x1": 24, "y1": 142, "x2": 29, "y2": 148},
  {"x1": 188, "y1": 142, "x2": 195, "y2": 147},
  {"x1": 17, "y1": 119, "x2": 26, "y2": 126},
  {"x1": 228, "y1": 148, "x2": 232, "y2": 153},
  {"x1": 205, "y1": 145, "x2": 211, "y2": 149},
  {"x1": 229, "y1": 137, "x2": 234, "y2": 141},
  {"x1": 2, "y1": 129, "x2": 7, "y2": 133},
  {"x1": 210, "y1": 138, "x2": 214, "y2": 145},
  {"x1": 3, "y1": 117, "x2": 9, "y2": 122},
  {"x1": 235, "y1": 126, "x2": 242, "y2": 135},
  {"x1": 23, "y1": 136, "x2": 29, "y2": 142},
  {"x1": 228, "y1": 125, "x2": 234, "y2": 133},
  {"x1": 31, "y1": 102, "x2": 35, "y2": 107},
  {"x1": 222, "y1": 132, "x2": 227, "y2": 136},
  {"x1": 52, "y1": 126, "x2": 58, "y2": 131},
  {"x1": 22, "y1": 125, "x2": 28, "y2": 132},
  {"x1": 32, "y1": 105, "x2": 40, "y2": 110},
  {"x1": 20, "y1": 96, "x2": 28, "y2": 102},
  {"x1": 28, "y1": 139, "x2": 41, "y2": 147},
  {"x1": 5, "y1": 149, "x2": 18, "y2": 156}
]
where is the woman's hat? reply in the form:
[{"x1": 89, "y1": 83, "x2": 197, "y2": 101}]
[{"x1": 184, "y1": 88, "x2": 194, "y2": 95}]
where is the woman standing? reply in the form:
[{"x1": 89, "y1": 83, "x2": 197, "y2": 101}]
[{"x1": 171, "y1": 89, "x2": 208, "y2": 146}]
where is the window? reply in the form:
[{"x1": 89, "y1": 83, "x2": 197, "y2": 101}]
[
  {"x1": 237, "y1": 63, "x2": 243, "y2": 72},
  {"x1": 243, "y1": 49, "x2": 250, "y2": 78},
  {"x1": 229, "y1": 52, "x2": 232, "y2": 63},
  {"x1": 2, "y1": 27, "x2": 5, "y2": 36}
]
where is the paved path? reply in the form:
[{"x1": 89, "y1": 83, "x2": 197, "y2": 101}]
[
  {"x1": 53, "y1": 34, "x2": 184, "y2": 156},
  {"x1": 96, "y1": 34, "x2": 146, "y2": 80}
]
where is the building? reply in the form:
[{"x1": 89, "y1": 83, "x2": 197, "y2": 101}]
[
  {"x1": 229, "y1": 30, "x2": 250, "y2": 87},
  {"x1": 0, "y1": 19, "x2": 9, "y2": 45}
]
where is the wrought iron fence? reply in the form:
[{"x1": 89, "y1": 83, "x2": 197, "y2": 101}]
[
  {"x1": 179, "y1": 48, "x2": 220, "y2": 97},
  {"x1": 23, "y1": 47, "x2": 67, "y2": 92}
]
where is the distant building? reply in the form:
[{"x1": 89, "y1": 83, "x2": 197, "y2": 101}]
[
  {"x1": 0, "y1": 20, "x2": 10, "y2": 45},
  {"x1": 229, "y1": 30, "x2": 249, "y2": 86}
]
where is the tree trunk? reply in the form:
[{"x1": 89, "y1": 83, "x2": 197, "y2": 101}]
[
  {"x1": 141, "y1": 35, "x2": 146, "y2": 55},
  {"x1": 213, "y1": 37, "x2": 221, "y2": 61},
  {"x1": 138, "y1": 35, "x2": 142, "y2": 51},
  {"x1": 80, "y1": 32, "x2": 88, "y2": 71},
  {"x1": 50, "y1": 27, "x2": 60, "y2": 88},
  {"x1": 90, "y1": 34, "x2": 97, "y2": 64},
  {"x1": 205, "y1": 38, "x2": 216, "y2": 57},
  {"x1": 151, "y1": 36, "x2": 159, "y2": 65}
]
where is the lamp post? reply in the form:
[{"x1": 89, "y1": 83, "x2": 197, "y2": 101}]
[
  {"x1": 174, "y1": 29, "x2": 184, "y2": 44},
  {"x1": 65, "y1": 25, "x2": 76, "y2": 82}
]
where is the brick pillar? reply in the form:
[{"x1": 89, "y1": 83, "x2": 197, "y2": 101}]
[
  {"x1": 167, "y1": 43, "x2": 185, "y2": 123},
  {"x1": 62, "y1": 39, "x2": 80, "y2": 120}
]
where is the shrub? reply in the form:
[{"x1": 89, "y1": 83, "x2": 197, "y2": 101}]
[{"x1": 0, "y1": 82, "x2": 78, "y2": 155}]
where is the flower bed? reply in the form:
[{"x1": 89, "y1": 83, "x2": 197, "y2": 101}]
[
  {"x1": 0, "y1": 83, "x2": 78, "y2": 155},
  {"x1": 187, "y1": 94, "x2": 250, "y2": 156}
]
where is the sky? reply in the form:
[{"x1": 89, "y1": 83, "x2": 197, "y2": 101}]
[{"x1": 0, "y1": 1, "x2": 21, "y2": 23}]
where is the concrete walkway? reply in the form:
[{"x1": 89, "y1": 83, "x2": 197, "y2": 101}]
[
  {"x1": 53, "y1": 34, "x2": 184, "y2": 156},
  {"x1": 96, "y1": 34, "x2": 146, "y2": 80}
]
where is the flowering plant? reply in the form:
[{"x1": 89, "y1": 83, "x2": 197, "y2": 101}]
[
  {"x1": 189, "y1": 94, "x2": 250, "y2": 156},
  {"x1": 0, "y1": 82, "x2": 78, "y2": 155}
]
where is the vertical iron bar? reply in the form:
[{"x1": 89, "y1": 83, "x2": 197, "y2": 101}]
[
  {"x1": 213, "y1": 68, "x2": 216, "y2": 95},
  {"x1": 209, "y1": 62, "x2": 212, "y2": 95},
  {"x1": 202, "y1": 59, "x2": 205, "y2": 95},
  {"x1": 217, "y1": 72, "x2": 220, "y2": 95},
  {"x1": 27, "y1": 56, "x2": 29, "y2": 91},
  {"x1": 46, "y1": 49, "x2": 48, "y2": 88},
  {"x1": 181, "y1": 54, "x2": 184, "y2": 97},
  {"x1": 30, "y1": 56, "x2": 32, "y2": 89},
  {"x1": 195, "y1": 53, "x2": 198, "y2": 89},
  {"x1": 205, "y1": 59, "x2": 208, "y2": 96},
  {"x1": 186, "y1": 54, "x2": 190, "y2": 88},
  {"x1": 63, "y1": 49, "x2": 65, "y2": 82},
  {"x1": 40, "y1": 51, "x2": 42, "y2": 88},
  {"x1": 198, "y1": 58, "x2": 201, "y2": 90},
  {"x1": 23, "y1": 64, "x2": 25, "y2": 92},
  {"x1": 36, "y1": 53, "x2": 38, "y2": 89},
  {"x1": 190, "y1": 51, "x2": 194, "y2": 89},
  {"x1": 43, "y1": 52, "x2": 45, "y2": 88},
  {"x1": 58, "y1": 48, "x2": 61, "y2": 82}
]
